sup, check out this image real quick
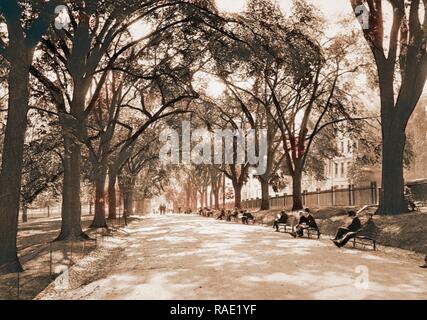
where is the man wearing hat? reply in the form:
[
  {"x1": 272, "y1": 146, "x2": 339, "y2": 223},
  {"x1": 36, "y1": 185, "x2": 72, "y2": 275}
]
[{"x1": 332, "y1": 210, "x2": 362, "y2": 241}]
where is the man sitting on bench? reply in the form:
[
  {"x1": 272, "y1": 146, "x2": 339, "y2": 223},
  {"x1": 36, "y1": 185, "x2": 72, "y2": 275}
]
[
  {"x1": 332, "y1": 210, "x2": 361, "y2": 241},
  {"x1": 273, "y1": 211, "x2": 289, "y2": 232},
  {"x1": 216, "y1": 208, "x2": 226, "y2": 220},
  {"x1": 290, "y1": 209, "x2": 317, "y2": 238},
  {"x1": 225, "y1": 210, "x2": 232, "y2": 221},
  {"x1": 229, "y1": 208, "x2": 239, "y2": 221},
  {"x1": 332, "y1": 214, "x2": 375, "y2": 248},
  {"x1": 242, "y1": 211, "x2": 254, "y2": 224}
]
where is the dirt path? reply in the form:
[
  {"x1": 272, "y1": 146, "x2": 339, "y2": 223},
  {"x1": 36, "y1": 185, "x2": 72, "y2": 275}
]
[{"x1": 40, "y1": 214, "x2": 427, "y2": 300}]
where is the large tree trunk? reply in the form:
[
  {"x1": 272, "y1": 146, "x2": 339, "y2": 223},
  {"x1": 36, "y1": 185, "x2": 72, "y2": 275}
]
[
  {"x1": 222, "y1": 174, "x2": 226, "y2": 208},
  {"x1": 0, "y1": 60, "x2": 31, "y2": 273},
  {"x1": 214, "y1": 188, "x2": 220, "y2": 210},
  {"x1": 185, "y1": 184, "x2": 191, "y2": 209},
  {"x1": 260, "y1": 177, "x2": 270, "y2": 210},
  {"x1": 123, "y1": 189, "x2": 134, "y2": 217},
  {"x1": 22, "y1": 205, "x2": 28, "y2": 223},
  {"x1": 192, "y1": 189, "x2": 198, "y2": 210},
  {"x1": 139, "y1": 198, "x2": 145, "y2": 215},
  {"x1": 90, "y1": 164, "x2": 108, "y2": 228},
  {"x1": 56, "y1": 135, "x2": 88, "y2": 241},
  {"x1": 292, "y1": 170, "x2": 303, "y2": 211},
  {"x1": 56, "y1": 81, "x2": 89, "y2": 240},
  {"x1": 107, "y1": 169, "x2": 118, "y2": 219},
  {"x1": 233, "y1": 183, "x2": 242, "y2": 209},
  {"x1": 120, "y1": 176, "x2": 136, "y2": 218},
  {"x1": 378, "y1": 124, "x2": 408, "y2": 215}
]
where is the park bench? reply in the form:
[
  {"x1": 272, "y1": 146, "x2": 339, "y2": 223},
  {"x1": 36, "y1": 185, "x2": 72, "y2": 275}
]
[
  {"x1": 277, "y1": 222, "x2": 293, "y2": 234},
  {"x1": 229, "y1": 213, "x2": 239, "y2": 222},
  {"x1": 353, "y1": 228, "x2": 378, "y2": 251},
  {"x1": 239, "y1": 213, "x2": 255, "y2": 224},
  {"x1": 302, "y1": 226, "x2": 321, "y2": 239},
  {"x1": 277, "y1": 223, "x2": 320, "y2": 239}
]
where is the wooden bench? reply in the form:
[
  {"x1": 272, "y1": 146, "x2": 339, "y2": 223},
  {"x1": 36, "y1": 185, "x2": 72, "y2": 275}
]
[
  {"x1": 227, "y1": 213, "x2": 239, "y2": 222},
  {"x1": 302, "y1": 226, "x2": 321, "y2": 239},
  {"x1": 353, "y1": 229, "x2": 378, "y2": 251},
  {"x1": 240, "y1": 214, "x2": 255, "y2": 224},
  {"x1": 277, "y1": 223, "x2": 293, "y2": 234},
  {"x1": 277, "y1": 223, "x2": 320, "y2": 239}
]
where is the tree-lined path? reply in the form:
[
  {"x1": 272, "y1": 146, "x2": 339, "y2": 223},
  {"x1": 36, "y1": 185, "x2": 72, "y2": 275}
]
[{"x1": 39, "y1": 215, "x2": 427, "y2": 300}]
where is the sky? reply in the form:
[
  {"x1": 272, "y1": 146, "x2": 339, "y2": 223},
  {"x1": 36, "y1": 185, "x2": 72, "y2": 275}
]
[{"x1": 216, "y1": 0, "x2": 352, "y2": 17}]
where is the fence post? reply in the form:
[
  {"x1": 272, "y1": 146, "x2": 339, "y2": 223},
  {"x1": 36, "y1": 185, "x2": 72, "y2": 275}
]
[
  {"x1": 284, "y1": 193, "x2": 287, "y2": 208},
  {"x1": 69, "y1": 240, "x2": 74, "y2": 267},
  {"x1": 371, "y1": 181, "x2": 377, "y2": 205},
  {"x1": 49, "y1": 242, "x2": 53, "y2": 277},
  {"x1": 348, "y1": 184, "x2": 352, "y2": 206},
  {"x1": 377, "y1": 186, "x2": 381, "y2": 205},
  {"x1": 317, "y1": 188, "x2": 320, "y2": 207},
  {"x1": 17, "y1": 271, "x2": 20, "y2": 300},
  {"x1": 331, "y1": 187, "x2": 336, "y2": 206},
  {"x1": 302, "y1": 191, "x2": 304, "y2": 207}
]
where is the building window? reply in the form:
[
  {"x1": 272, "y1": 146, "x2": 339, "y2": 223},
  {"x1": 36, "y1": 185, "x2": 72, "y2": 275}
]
[
  {"x1": 341, "y1": 163, "x2": 345, "y2": 176},
  {"x1": 335, "y1": 163, "x2": 339, "y2": 177},
  {"x1": 347, "y1": 141, "x2": 352, "y2": 153},
  {"x1": 341, "y1": 141, "x2": 344, "y2": 153}
]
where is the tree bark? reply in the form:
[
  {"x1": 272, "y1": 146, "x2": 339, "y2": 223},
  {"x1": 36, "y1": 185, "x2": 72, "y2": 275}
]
[
  {"x1": 123, "y1": 188, "x2": 134, "y2": 217},
  {"x1": 56, "y1": 80, "x2": 90, "y2": 240},
  {"x1": 233, "y1": 183, "x2": 243, "y2": 209},
  {"x1": 90, "y1": 164, "x2": 108, "y2": 228},
  {"x1": 260, "y1": 177, "x2": 270, "y2": 210},
  {"x1": 192, "y1": 189, "x2": 198, "y2": 210},
  {"x1": 292, "y1": 170, "x2": 303, "y2": 211},
  {"x1": 107, "y1": 169, "x2": 118, "y2": 219},
  {"x1": 377, "y1": 124, "x2": 408, "y2": 214},
  {"x1": 22, "y1": 206, "x2": 28, "y2": 223},
  {"x1": 120, "y1": 176, "x2": 136, "y2": 218},
  {"x1": 0, "y1": 60, "x2": 31, "y2": 273},
  {"x1": 55, "y1": 134, "x2": 88, "y2": 241},
  {"x1": 214, "y1": 189, "x2": 220, "y2": 210}
]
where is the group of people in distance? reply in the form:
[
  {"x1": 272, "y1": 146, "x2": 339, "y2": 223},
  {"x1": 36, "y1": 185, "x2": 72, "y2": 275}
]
[
  {"x1": 198, "y1": 207, "x2": 214, "y2": 217},
  {"x1": 215, "y1": 208, "x2": 255, "y2": 224},
  {"x1": 158, "y1": 204, "x2": 167, "y2": 215}
]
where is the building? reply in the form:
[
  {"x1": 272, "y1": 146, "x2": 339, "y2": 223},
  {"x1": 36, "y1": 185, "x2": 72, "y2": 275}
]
[
  {"x1": 242, "y1": 134, "x2": 379, "y2": 200},
  {"x1": 241, "y1": 92, "x2": 427, "y2": 202},
  {"x1": 302, "y1": 134, "x2": 357, "y2": 192},
  {"x1": 405, "y1": 93, "x2": 427, "y2": 182}
]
